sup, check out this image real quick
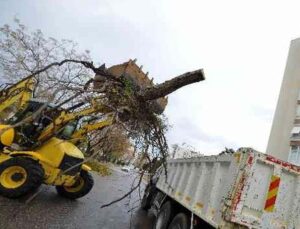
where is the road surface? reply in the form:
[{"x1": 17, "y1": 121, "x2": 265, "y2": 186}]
[{"x1": 0, "y1": 169, "x2": 154, "y2": 229}]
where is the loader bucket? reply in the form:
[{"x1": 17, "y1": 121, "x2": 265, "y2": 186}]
[{"x1": 94, "y1": 59, "x2": 168, "y2": 114}]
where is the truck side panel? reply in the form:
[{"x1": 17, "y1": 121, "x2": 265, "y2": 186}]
[
  {"x1": 156, "y1": 151, "x2": 300, "y2": 228},
  {"x1": 157, "y1": 153, "x2": 243, "y2": 228},
  {"x1": 232, "y1": 154, "x2": 300, "y2": 229}
]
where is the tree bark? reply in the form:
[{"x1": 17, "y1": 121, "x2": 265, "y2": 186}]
[{"x1": 138, "y1": 69, "x2": 205, "y2": 101}]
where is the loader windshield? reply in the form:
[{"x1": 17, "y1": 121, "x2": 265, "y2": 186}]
[
  {"x1": 8, "y1": 99, "x2": 58, "y2": 126},
  {"x1": 0, "y1": 104, "x2": 18, "y2": 122},
  {"x1": 6, "y1": 99, "x2": 63, "y2": 147},
  {"x1": 59, "y1": 120, "x2": 79, "y2": 139}
]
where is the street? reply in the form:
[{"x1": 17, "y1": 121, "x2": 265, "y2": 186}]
[{"x1": 0, "y1": 169, "x2": 154, "y2": 229}]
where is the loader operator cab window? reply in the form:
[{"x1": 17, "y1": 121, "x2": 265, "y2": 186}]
[
  {"x1": 58, "y1": 116, "x2": 93, "y2": 140},
  {"x1": 9, "y1": 99, "x2": 57, "y2": 124},
  {"x1": 59, "y1": 120, "x2": 79, "y2": 140},
  {"x1": 7, "y1": 99, "x2": 60, "y2": 147},
  {"x1": 58, "y1": 116, "x2": 94, "y2": 141},
  {"x1": 0, "y1": 105, "x2": 19, "y2": 123}
]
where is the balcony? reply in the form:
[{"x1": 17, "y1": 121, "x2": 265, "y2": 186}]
[
  {"x1": 291, "y1": 126, "x2": 300, "y2": 142},
  {"x1": 291, "y1": 135, "x2": 300, "y2": 141}
]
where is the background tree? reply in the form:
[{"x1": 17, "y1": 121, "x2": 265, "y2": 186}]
[
  {"x1": 0, "y1": 18, "x2": 92, "y2": 102},
  {"x1": 87, "y1": 125, "x2": 132, "y2": 163},
  {"x1": 0, "y1": 19, "x2": 204, "y2": 207}
]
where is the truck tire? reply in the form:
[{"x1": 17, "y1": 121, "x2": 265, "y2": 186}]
[
  {"x1": 168, "y1": 213, "x2": 190, "y2": 229},
  {"x1": 154, "y1": 201, "x2": 174, "y2": 229},
  {"x1": 141, "y1": 184, "x2": 156, "y2": 210},
  {"x1": 0, "y1": 157, "x2": 44, "y2": 198},
  {"x1": 56, "y1": 170, "x2": 94, "y2": 199}
]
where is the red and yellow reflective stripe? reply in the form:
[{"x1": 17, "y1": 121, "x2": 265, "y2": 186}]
[{"x1": 264, "y1": 175, "x2": 280, "y2": 212}]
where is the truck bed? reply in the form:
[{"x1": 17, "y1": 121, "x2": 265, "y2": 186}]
[{"x1": 156, "y1": 149, "x2": 300, "y2": 228}]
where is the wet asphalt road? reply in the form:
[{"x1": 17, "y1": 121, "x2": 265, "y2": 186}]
[{"x1": 0, "y1": 169, "x2": 154, "y2": 229}]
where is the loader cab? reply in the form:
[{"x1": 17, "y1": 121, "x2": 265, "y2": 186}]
[
  {"x1": 7, "y1": 99, "x2": 84, "y2": 147},
  {"x1": 9, "y1": 99, "x2": 58, "y2": 122},
  {"x1": 59, "y1": 116, "x2": 95, "y2": 141},
  {"x1": 7, "y1": 99, "x2": 63, "y2": 147},
  {"x1": 59, "y1": 120, "x2": 79, "y2": 140},
  {"x1": 0, "y1": 105, "x2": 18, "y2": 123}
]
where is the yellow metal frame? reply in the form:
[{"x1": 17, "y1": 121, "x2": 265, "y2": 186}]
[
  {"x1": 0, "y1": 76, "x2": 36, "y2": 116},
  {"x1": 0, "y1": 77, "x2": 115, "y2": 189},
  {"x1": 38, "y1": 100, "x2": 112, "y2": 142},
  {"x1": 0, "y1": 125, "x2": 15, "y2": 146},
  {"x1": 71, "y1": 116, "x2": 114, "y2": 144},
  {"x1": 0, "y1": 150, "x2": 91, "y2": 187}
]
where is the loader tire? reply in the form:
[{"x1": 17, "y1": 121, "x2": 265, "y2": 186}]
[
  {"x1": 168, "y1": 213, "x2": 190, "y2": 229},
  {"x1": 56, "y1": 170, "x2": 94, "y2": 199},
  {"x1": 0, "y1": 157, "x2": 44, "y2": 198},
  {"x1": 154, "y1": 201, "x2": 174, "y2": 229}
]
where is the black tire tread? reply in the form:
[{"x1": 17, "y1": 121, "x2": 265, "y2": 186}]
[
  {"x1": 56, "y1": 170, "x2": 94, "y2": 199},
  {"x1": 154, "y1": 201, "x2": 174, "y2": 229},
  {"x1": 168, "y1": 213, "x2": 190, "y2": 229},
  {"x1": 141, "y1": 184, "x2": 156, "y2": 210},
  {"x1": 0, "y1": 157, "x2": 44, "y2": 198}
]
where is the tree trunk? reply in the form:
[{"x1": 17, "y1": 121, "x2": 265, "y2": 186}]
[{"x1": 138, "y1": 69, "x2": 205, "y2": 101}]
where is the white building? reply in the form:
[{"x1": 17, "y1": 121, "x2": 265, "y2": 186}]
[
  {"x1": 171, "y1": 144, "x2": 203, "y2": 159},
  {"x1": 267, "y1": 38, "x2": 300, "y2": 165}
]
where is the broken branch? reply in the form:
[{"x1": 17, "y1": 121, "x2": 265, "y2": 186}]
[{"x1": 138, "y1": 69, "x2": 205, "y2": 101}]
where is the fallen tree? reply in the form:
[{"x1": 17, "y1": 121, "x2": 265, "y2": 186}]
[{"x1": 0, "y1": 19, "x2": 205, "y2": 209}]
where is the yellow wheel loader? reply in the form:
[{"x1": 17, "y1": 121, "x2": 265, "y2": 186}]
[
  {"x1": 0, "y1": 60, "x2": 166, "y2": 199},
  {"x1": 0, "y1": 78, "x2": 114, "y2": 199}
]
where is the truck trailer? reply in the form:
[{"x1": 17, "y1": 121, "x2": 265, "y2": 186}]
[{"x1": 141, "y1": 148, "x2": 300, "y2": 229}]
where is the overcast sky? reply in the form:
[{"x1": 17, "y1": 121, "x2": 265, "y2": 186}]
[{"x1": 1, "y1": 0, "x2": 299, "y2": 154}]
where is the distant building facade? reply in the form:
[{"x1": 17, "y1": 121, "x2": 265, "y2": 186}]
[
  {"x1": 171, "y1": 144, "x2": 203, "y2": 159},
  {"x1": 267, "y1": 38, "x2": 300, "y2": 165}
]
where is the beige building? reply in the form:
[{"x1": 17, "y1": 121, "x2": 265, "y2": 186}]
[
  {"x1": 267, "y1": 38, "x2": 300, "y2": 165},
  {"x1": 171, "y1": 144, "x2": 203, "y2": 159}
]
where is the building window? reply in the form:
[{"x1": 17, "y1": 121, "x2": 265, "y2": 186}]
[
  {"x1": 291, "y1": 126, "x2": 300, "y2": 137},
  {"x1": 297, "y1": 105, "x2": 300, "y2": 117},
  {"x1": 288, "y1": 146, "x2": 300, "y2": 165}
]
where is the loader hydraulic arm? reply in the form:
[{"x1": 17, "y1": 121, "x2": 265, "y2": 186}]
[
  {"x1": 70, "y1": 116, "x2": 114, "y2": 144},
  {"x1": 37, "y1": 101, "x2": 113, "y2": 142}
]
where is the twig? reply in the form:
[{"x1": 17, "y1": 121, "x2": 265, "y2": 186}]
[{"x1": 101, "y1": 171, "x2": 145, "y2": 208}]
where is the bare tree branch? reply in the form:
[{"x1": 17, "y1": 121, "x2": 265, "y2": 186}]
[{"x1": 100, "y1": 171, "x2": 145, "y2": 208}]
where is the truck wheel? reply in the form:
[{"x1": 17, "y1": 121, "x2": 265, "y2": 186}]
[
  {"x1": 154, "y1": 201, "x2": 174, "y2": 229},
  {"x1": 168, "y1": 213, "x2": 190, "y2": 229},
  {"x1": 56, "y1": 170, "x2": 94, "y2": 199},
  {"x1": 141, "y1": 184, "x2": 156, "y2": 210},
  {"x1": 0, "y1": 157, "x2": 44, "y2": 198}
]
